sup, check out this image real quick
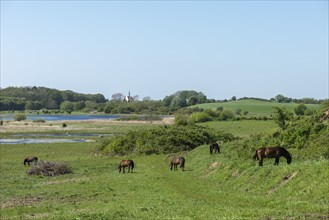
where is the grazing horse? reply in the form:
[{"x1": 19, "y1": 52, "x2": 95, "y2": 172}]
[
  {"x1": 253, "y1": 146, "x2": 292, "y2": 166},
  {"x1": 170, "y1": 157, "x2": 185, "y2": 171},
  {"x1": 118, "y1": 159, "x2": 134, "y2": 173},
  {"x1": 210, "y1": 142, "x2": 220, "y2": 155},
  {"x1": 24, "y1": 156, "x2": 38, "y2": 166}
]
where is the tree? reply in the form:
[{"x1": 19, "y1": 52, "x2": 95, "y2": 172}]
[
  {"x1": 231, "y1": 96, "x2": 237, "y2": 101},
  {"x1": 111, "y1": 93, "x2": 124, "y2": 101},
  {"x1": 273, "y1": 107, "x2": 292, "y2": 130},
  {"x1": 143, "y1": 96, "x2": 151, "y2": 101},
  {"x1": 235, "y1": 108, "x2": 242, "y2": 115},
  {"x1": 187, "y1": 96, "x2": 198, "y2": 106},
  {"x1": 60, "y1": 101, "x2": 74, "y2": 113},
  {"x1": 294, "y1": 104, "x2": 307, "y2": 116}
]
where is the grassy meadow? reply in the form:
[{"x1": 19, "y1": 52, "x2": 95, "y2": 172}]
[
  {"x1": 0, "y1": 100, "x2": 328, "y2": 219},
  {"x1": 193, "y1": 99, "x2": 321, "y2": 116},
  {"x1": 1, "y1": 141, "x2": 328, "y2": 219}
]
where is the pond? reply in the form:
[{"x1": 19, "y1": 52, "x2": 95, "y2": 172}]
[
  {"x1": 0, "y1": 138, "x2": 94, "y2": 144},
  {"x1": 0, "y1": 114, "x2": 120, "y2": 121}
]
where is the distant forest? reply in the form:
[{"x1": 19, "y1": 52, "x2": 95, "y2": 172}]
[
  {"x1": 0, "y1": 86, "x2": 106, "y2": 111},
  {"x1": 0, "y1": 86, "x2": 324, "y2": 113}
]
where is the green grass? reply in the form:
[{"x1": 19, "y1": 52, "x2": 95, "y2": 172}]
[
  {"x1": 201, "y1": 120, "x2": 277, "y2": 137},
  {"x1": 193, "y1": 99, "x2": 320, "y2": 116},
  {"x1": 1, "y1": 142, "x2": 328, "y2": 219}
]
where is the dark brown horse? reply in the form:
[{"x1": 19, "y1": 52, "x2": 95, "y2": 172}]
[
  {"x1": 24, "y1": 156, "x2": 38, "y2": 166},
  {"x1": 253, "y1": 146, "x2": 292, "y2": 166},
  {"x1": 170, "y1": 157, "x2": 185, "y2": 171},
  {"x1": 210, "y1": 142, "x2": 220, "y2": 155},
  {"x1": 118, "y1": 159, "x2": 134, "y2": 173}
]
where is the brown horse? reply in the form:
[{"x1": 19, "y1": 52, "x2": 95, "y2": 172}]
[
  {"x1": 253, "y1": 146, "x2": 292, "y2": 166},
  {"x1": 24, "y1": 156, "x2": 38, "y2": 166},
  {"x1": 170, "y1": 157, "x2": 185, "y2": 171},
  {"x1": 118, "y1": 159, "x2": 134, "y2": 173},
  {"x1": 210, "y1": 142, "x2": 220, "y2": 155}
]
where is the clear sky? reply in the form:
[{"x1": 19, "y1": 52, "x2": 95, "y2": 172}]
[{"x1": 1, "y1": 1, "x2": 328, "y2": 100}]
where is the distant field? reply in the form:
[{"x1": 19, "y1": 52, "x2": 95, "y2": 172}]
[
  {"x1": 193, "y1": 99, "x2": 320, "y2": 116},
  {"x1": 201, "y1": 120, "x2": 277, "y2": 137}
]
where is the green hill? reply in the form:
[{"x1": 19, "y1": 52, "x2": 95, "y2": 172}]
[{"x1": 192, "y1": 99, "x2": 320, "y2": 116}]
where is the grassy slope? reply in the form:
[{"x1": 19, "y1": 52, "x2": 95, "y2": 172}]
[
  {"x1": 1, "y1": 142, "x2": 328, "y2": 219},
  {"x1": 193, "y1": 99, "x2": 320, "y2": 116}
]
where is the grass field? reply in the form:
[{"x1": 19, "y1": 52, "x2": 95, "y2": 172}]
[
  {"x1": 1, "y1": 142, "x2": 328, "y2": 219},
  {"x1": 193, "y1": 99, "x2": 321, "y2": 116},
  {"x1": 1, "y1": 106, "x2": 328, "y2": 219},
  {"x1": 201, "y1": 120, "x2": 277, "y2": 137}
]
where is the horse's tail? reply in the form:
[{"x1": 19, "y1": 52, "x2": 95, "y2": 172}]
[
  {"x1": 253, "y1": 150, "x2": 259, "y2": 160},
  {"x1": 131, "y1": 160, "x2": 134, "y2": 170},
  {"x1": 24, "y1": 159, "x2": 27, "y2": 166}
]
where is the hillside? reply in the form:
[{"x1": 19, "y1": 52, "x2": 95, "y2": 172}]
[{"x1": 192, "y1": 99, "x2": 321, "y2": 116}]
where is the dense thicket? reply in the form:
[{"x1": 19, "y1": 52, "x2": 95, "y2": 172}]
[
  {"x1": 99, "y1": 124, "x2": 235, "y2": 156},
  {"x1": 0, "y1": 86, "x2": 106, "y2": 111}
]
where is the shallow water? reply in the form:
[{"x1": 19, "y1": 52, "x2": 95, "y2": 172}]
[
  {"x1": 0, "y1": 138, "x2": 94, "y2": 144},
  {"x1": 0, "y1": 114, "x2": 120, "y2": 121}
]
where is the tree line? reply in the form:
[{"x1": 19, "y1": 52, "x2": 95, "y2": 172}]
[
  {"x1": 0, "y1": 87, "x2": 210, "y2": 113},
  {"x1": 0, "y1": 86, "x2": 325, "y2": 114},
  {"x1": 0, "y1": 86, "x2": 106, "y2": 111}
]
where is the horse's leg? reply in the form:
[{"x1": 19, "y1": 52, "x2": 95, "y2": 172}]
[
  {"x1": 259, "y1": 158, "x2": 263, "y2": 166},
  {"x1": 123, "y1": 167, "x2": 125, "y2": 173},
  {"x1": 210, "y1": 146, "x2": 213, "y2": 154},
  {"x1": 274, "y1": 157, "x2": 279, "y2": 166}
]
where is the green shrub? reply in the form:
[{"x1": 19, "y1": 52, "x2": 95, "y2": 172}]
[
  {"x1": 220, "y1": 109, "x2": 235, "y2": 121},
  {"x1": 101, "y1": 124, "x2": 235, "y2": 156},
  {"x1": 174, "y1": 114, "x2": 190, "y2": 126},
  {"x1": 189, "y1": 112, "x2": 212, "y2": 123},
  {"x1": 13, "y1": 114, "x2": 26, "y2": 121},
  {"x1": 228, "y1": 114, "x2": 329, "y2": 160}
]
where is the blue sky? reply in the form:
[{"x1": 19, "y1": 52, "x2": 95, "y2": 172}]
[{"x1": 1, "y1": 1, "x2": 328, "y2": 100}]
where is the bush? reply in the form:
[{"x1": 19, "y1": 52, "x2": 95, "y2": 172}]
[
  {"x1": 227, "y1": 114, "x2": 329, "y2": 160},
  {"x1": 220, "y1": 109, "x2": 235, "y2": 121},
  {"x1": 13, "y1": 114, "x2": 26, "y2": 121},
  {"x1": 27, "y1": 161, "x2": 73, "y2": 176},
  {"x1": 174, "y1": 114, "x2": 190, "y2": 126},
  {"x1": 294, "y1": 104, "x2": 307, "y2": 116},
  {"x1": 100, "y1": 124, "x2": 235, "y2": 156},
  {"x1": 189, "y1": 112, "x2": 212, "y2": 123}
]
